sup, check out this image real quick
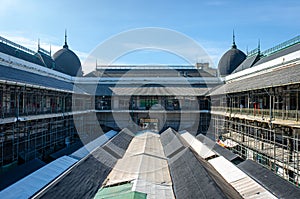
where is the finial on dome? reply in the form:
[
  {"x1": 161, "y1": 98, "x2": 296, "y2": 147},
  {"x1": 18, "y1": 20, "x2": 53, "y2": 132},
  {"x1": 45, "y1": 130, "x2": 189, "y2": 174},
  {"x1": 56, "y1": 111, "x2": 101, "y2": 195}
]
[
  {"x1": 38, "y1": 38, "x2": 40, "y2": 50},
  {"x1": 232, "y1": 29, "x2": 237, "y2": 49},
  {"x1": 258, "y1": 39, "x2": 261, "y2": 53},
  {"x1": 63, "y1": 29, "x2": 68, "y2": 48}
]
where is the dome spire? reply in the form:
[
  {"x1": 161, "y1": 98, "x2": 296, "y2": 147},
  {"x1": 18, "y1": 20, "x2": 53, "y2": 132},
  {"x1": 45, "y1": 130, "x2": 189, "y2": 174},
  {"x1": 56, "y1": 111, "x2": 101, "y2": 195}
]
[
  {"x1": 63, "y1": 29, "x2": 68, "y2": 48},
  {"x1": 38, "y1": 38, "x2": 40, "y2": 50},
  {"x1": 232, "y1": 29, "x2": 237, "y2": 49}
]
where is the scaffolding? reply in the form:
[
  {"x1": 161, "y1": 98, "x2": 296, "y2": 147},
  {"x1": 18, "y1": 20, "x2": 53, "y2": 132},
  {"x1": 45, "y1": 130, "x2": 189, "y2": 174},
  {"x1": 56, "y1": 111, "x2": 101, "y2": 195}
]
[
  {"x1": 209, "y1": 76, "x2": 300, "y2": 187},
  {"x1": 210, "y1": 113, "x2": 300, "y2": 186},
  {"x1": 0, "y1": 81, "x2": 93, "y2": 171}
]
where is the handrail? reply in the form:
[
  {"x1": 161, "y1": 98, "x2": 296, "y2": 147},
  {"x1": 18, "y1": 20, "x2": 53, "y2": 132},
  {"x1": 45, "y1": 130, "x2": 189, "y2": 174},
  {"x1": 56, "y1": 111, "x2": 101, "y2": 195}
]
[
  {"x1": 0, "y1": 35, "x2": 36, "y2": 55},
  {"x1": 247, "y1": 47, "x2": 259, "y2": 57},
  {"x1": 38, "y1": 47, "x2": 51, "y2": 56},
  {"x1": 262, "y1": 35, "x2": 300, "y2": 57},
  {"x1": 96, "y1": 65, "x2": 199, "y2": 70},
  {"x1": 211, "y1": 106, "x2": 299, "y2": 121}
]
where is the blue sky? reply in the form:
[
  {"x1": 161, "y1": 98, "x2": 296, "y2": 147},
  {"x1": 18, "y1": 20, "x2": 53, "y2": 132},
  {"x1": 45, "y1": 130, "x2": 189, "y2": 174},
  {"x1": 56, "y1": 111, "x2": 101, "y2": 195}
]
[{"x1": 1, "y1": 0, "x2": 300, "y2": 74}]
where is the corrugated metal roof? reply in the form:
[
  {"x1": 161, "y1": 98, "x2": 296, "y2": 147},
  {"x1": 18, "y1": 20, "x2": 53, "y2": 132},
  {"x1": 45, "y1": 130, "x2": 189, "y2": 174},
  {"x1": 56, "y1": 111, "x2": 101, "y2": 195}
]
[
  {"x1": 105, "y1": 132, "x2": 175, "y2": 199},
  {"x1": 160, "y1": 128, "x2": 186, "y2": 158},
  {"x1": 210, "y1": 63, "x2": 300, "y2": 95},
  {"x1": 237, "y1": 159, "x2": 300, "y2": 198},
  {"x1": 166, "y1": 130, "x2": 245, "y2": 198},
  {"x1": 35, "y1": 146, "x2": 118, "y2": 198},
  {"x1": 209, "y1": 156, "x2": 276, "y2": 199},
  {"x1": 0, "y1": 130, "x2": 121, "y2": 199},
  {"x1": 106, "y1": 154, "x2": 171, "y2": 186},
  {"x1": 167, "y1": 148, "x2": 229, "y2": 199},
  {"x1": 196, "y1": 134, "x2": 241, "y2": 162},
  {"x1": 70, "y1": 130, "x2": 117, "y2": 160},
  {"x1": 34, "y1": 129, "x2": 135, "y2": 198},
  {"x1": 106, "y1": 133, "x2": 171, "y2": 185},
  {"x1": 0, "y1": 158, "x2": 46, "y2": 191},
  {"x1": 110, "y1": 86, "x2": 208, "y2": 96},
  {"x1": 0, "y1": 64, "x2": 74, "y2": 92},
  {"x1": 23, "y1": 129, "x2": 298, "y2": 199},
  {"x1": 181, "y1": 131, "x2": 216, "y2": 159},
  {"x1": 0, "y1": 156, "x2": 78, "y2": 199},
  {"x1": 233, "y1": 54, "x2": 260, "y2": 73},
  {"x1": 123, "y1": 132, "x2": 165, "y2": 159},
  {"x1": 102, "y1": 128, "x2": 135, "y2": 159}
]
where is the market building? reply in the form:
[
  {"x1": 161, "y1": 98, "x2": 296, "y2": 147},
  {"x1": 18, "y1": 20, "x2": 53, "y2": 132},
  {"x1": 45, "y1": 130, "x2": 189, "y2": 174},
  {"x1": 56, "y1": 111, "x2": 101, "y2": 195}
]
[{"x1": 0, "y1": 33, "x2": 300, "y2": 198}]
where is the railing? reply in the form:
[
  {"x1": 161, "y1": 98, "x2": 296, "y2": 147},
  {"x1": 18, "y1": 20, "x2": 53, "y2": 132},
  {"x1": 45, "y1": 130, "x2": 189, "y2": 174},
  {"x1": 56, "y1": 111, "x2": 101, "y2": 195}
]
[
  {"x1": 96, "y1": 65, "x2": 199, "y2": 70},
  {"x1": 0, "y1": 35, "x2": 36, "y2": 55},
  {"x1": 1, "y1": 105, "x2": 75, "y2": 119},
  {"x1": 211, "y1": 106, "x2": 300, "y2": 121},
  {"x1": 38, "y1": 47, "x2": 51, "y2": 56},
  {"x1": 247, "y1": 47, "x2": 259, "y2": 57},
  {"x1": 262, "y1": 35, "x2": 300, "y2": 56},
  {"x1": 213, "y1": 106, "x2": 229, "y2": 112}
]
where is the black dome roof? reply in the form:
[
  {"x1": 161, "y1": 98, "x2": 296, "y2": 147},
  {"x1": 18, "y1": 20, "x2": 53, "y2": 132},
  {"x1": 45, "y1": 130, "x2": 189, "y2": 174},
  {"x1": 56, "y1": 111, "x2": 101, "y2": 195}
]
[
  {"x1": 53, "y1": 34, "x2": 82, "y2": 76},
  {"x1": 218, "y1": 40, "x2": 246, "y2": 76}
]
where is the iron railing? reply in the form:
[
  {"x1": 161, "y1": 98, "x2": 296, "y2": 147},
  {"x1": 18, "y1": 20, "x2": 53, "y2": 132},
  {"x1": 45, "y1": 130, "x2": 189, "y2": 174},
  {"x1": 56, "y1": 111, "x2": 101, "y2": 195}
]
[{"x1": 211, "y1": 106, "x2": 300, "y2": 121}]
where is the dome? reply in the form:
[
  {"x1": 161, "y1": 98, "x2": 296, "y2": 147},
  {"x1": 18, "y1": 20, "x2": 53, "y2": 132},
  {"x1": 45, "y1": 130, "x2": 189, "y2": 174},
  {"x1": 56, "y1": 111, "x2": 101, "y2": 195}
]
[
  {"x1": 53, "y1": 34, "x2": 82, "y2": 76},
  {"x1": 218, "y1": 39, "x2": 246, "y2": 76}
]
